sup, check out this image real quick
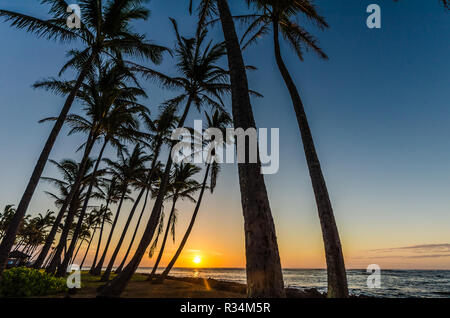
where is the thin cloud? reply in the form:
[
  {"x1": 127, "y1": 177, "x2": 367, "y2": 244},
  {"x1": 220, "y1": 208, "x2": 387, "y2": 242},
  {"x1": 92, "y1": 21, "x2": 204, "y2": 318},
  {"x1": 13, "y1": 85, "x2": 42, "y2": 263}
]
[{"x1": 371, "y1": 243, "x2": 450, "y2": 253}]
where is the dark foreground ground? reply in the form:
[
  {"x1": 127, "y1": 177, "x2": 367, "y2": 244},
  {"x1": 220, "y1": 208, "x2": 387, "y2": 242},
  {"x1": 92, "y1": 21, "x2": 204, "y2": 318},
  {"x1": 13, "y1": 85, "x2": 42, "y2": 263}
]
[{"x1": 45, "y1": 272, "x2": 328, "y2": 298}]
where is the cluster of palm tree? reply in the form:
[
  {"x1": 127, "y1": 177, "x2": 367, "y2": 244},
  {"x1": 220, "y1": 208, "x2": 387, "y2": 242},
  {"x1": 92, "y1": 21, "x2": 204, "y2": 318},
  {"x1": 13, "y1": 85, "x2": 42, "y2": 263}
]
[
  {"x1": 1, "y1": 207, "x2": 55, "y2": 263},
  {"x1": 5, "y1": 0, "x2": 440, "y2": 298}
]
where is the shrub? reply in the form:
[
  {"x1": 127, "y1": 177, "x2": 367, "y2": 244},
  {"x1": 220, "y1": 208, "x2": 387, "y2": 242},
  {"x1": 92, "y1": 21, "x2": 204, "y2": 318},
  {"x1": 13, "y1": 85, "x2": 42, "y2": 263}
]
[{"x1": 0, "y1": 267, "x2": 68, "y2": 297}]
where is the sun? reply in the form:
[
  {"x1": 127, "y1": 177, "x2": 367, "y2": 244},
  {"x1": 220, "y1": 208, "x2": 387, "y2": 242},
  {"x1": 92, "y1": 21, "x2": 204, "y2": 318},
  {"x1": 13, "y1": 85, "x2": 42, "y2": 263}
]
[{"x1": 193, "y1": 256, "x2": 202, "y2": 265}]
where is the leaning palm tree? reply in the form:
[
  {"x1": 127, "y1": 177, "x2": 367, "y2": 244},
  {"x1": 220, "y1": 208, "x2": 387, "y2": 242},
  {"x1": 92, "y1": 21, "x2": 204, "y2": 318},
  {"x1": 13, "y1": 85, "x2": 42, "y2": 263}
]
[
  {"x1": 183, "y1": 0, "x2": 286, "y2": 298},
  {"x1": 148, "y1": 163, "x2": 201, "y2": 281},
  {"x1": 0, "y1": 0, "x2": 168, "y2": 273},
  {"x1": 239, "y1": 0, "x2": 348, "y2": 297},
  {"x1": 48, "y1": 63, "x2": 149, "y2": 277},
  {"x1": 35, "y1": 158, "x2": 93, "y2": 269},
  {"x1": 80, "y1": 207, "x2": 111, "y2": 269},
  {"x1": 101, "y1": 144, "x2": 151, "y2": 281},
  {"x1": 70, "y1": 224, "x2": 91, "y2": 264},
  {"x1": 157, "y1": 110, "x2": 231, "y2": 283},
  {"x1": 90, "y1": 178, "x2": 122, "y2": 273},
  {"x1": 114, "y1": 107, "x2": 178, "y2": 274},
  {"x1": 99, "y1": 18, "x2": 232, "y2": 297},
  {"x1": 45, "y1": 158, "x2": 96, "y2": 274}
]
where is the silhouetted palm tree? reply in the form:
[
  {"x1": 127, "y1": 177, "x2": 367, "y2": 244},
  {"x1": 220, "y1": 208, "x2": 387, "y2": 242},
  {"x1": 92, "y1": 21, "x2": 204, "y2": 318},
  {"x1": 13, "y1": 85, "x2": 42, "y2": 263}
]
[
  {"x1": 100, "y1": 145, "x2": 151, "y2": 281},
  {"x1": 80, "y1": 206, "x2": 111, "y2": 269},
  {"x1": 90, "y1": 178, "x2": 122, "y2": 274},
  {"x1": 148, "y1": 163, "x2": 201, "y2": 281},
  {"x1": 186, "y1": 0, "x2": 285, "y2": 297},
  {"x1": 99, "y1": 18, "x2": 232, "y2": 297},
  {"x1": 115, "y1": 106, "x2": 178, "y2": 274},
  {"x1": 47, "y1": 64, "x2": 149, "y2": 277},
  {"x1": 240, "y1": 0, "x2": 348, "y2": 297},
  {"x1": 157, "y1": 110, "x2": 231, "y2": 283},
  {"x1": 0, "y1": 206, "x2": 16, "y2": 240},
  {"x1": 45, "y1": 158, "x2": 96, "y2": 274}
]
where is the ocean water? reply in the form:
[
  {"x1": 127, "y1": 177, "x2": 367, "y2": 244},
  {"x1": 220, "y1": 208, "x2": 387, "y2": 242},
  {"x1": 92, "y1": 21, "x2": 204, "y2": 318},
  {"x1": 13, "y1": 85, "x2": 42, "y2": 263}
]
[{"x1": 136, "y1": 267, "x2": 450, "y2": 298}]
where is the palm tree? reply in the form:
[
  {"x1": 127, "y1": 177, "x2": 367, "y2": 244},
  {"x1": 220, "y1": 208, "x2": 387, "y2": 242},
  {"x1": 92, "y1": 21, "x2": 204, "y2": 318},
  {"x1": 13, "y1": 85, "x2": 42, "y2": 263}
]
[
  {"x1": 185, "y1": 0, "x2": 286, "y2": 297},
  {"x1": 71, "y1": 224, "x2": 91, "y2": 264},
  {"x1": 0, "y1": 206, "x2": 16, "y2": 240},
  {"x1": 50, "y1": 64, "x2": 149, "y2": 277},
  {"x1": 78, "y1": 206, "x2": 110, "y2": 269},
  {"x1": 148, "y1": 163, "x2": 201, "y2": 281},
  {"x1": 240, "y1": 0, "x2": 348, "y2": 297},
  {"x1": 90, "y1": 178, "x2": 121, "y2": 273},
  {"x1": 0, "y1": 0, "x2": 168, "y2": 274},
  {"x1": 157, "y1": 110, "x2": 231, "y2": 283},
  {"x1": 45, "y1": 158, "x2": 96, "y2": 274},
  {"x1": 34, "y1": 158, "x2": 93, "y2": 268},
  {"x1": 99, "y1": 18, "x2": 232, "y2": 297},
  {"x1": 100, "y1": 145, "x2": 151, "y2": 281},
  {"x1": 114, "y1": 106, "x2": 178, "y2": 274}
]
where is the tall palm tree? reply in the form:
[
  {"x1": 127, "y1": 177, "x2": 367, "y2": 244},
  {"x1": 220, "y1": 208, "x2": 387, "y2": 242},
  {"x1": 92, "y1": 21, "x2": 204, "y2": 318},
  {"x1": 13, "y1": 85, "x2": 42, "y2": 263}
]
[
  {"x1": 240, "y1": 0, "x2": 348, "y2": 297},
  {"x1": 185, "y1": 0, "x2": 286, "y2": 297},
  {"x1": 114, "y1": 160, "x2": 165, "y2": 274},
  {"x1": 34, "y1": 158, "x2": 93, "y2": 268},
  {"x1": 71, "y1": 224, "x2": 91, "y2": 264},
  {"x1": 49, "y1": 64, "x2": 149, "y2": 277},
  {"x1": 148, "y1": 163, "x2": 201, "y2": 281},
  {"x1": 46, "y1": 157, "x2": 94, "y2": 273},
  {"x1": 101, "y1": 145, "x2": 151, "y2": 281},
  {"x1": 79, "y1": 207, "x2": 110, "y2": 269},
  {"x1": 90, "y1": 178, "x2": 122, "y2": 273},
  {"x1": 157, "y1": 110, "x2": 231, "y2": 283},
  {"x1": 115, "y1": 106, "x2": 178, "y2": 274},
  {"x1": 99, "y1": 18, "x2": 232, "y2": 297},
  {"x1": 0, "y1": 0, "x2": 168, "y2": 274}
]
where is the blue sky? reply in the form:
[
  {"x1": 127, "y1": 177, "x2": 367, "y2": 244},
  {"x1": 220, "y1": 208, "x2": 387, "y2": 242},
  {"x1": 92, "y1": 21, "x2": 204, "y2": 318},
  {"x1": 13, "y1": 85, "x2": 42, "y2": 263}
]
[{"x1": 0, "y1": 0, "x2": 449, "y2": 269}]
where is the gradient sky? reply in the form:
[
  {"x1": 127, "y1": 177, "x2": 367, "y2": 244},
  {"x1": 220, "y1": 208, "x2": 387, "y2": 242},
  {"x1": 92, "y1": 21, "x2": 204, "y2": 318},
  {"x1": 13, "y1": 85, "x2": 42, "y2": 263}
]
[{"x1": 0, "y1": 0, "x2": 449, "y2": 270}]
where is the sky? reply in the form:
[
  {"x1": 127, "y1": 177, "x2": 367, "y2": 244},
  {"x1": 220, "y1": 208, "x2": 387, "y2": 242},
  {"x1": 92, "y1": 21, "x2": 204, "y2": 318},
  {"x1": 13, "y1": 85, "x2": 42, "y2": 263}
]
[{"x1": 0, "y1": 0, "x2": 449, "y2": 270}]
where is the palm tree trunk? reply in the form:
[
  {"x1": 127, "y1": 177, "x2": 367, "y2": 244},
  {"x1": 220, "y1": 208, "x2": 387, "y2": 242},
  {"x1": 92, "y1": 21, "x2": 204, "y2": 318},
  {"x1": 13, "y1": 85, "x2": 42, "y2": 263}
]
[
  {"x1": 149, "y1": 196, "x2": 178, "y2": 281},
  {"x1": 56, "y1": 137, "x2": 107, "y2": 277},
  {"x1": 272, "y1": 21, "x2": 348, "y2": 298},
  {"x1": 71, "y1": 238, "x2": 84, "y2": 265},
  {"x1": 111, "y1": 147, "x2": 162, "y2": 275},
  {"x1": 98, "y1": 98, "x2": 193, "y2": 297},
  {"x1": 90, "y1": 200, "x2": 110, "y2": 273},
  {"x1": 114, "y1": 186, "x2": 150, "y2": 275},
  {"x1": 158, "y1": 164, "x2": 210, "y2": 283},
  {"x1": 44, "y1": 247, "x2": 56, "y2": 268},
  {"x1": 80, "y1": 227, "x2": 96, "y2": 269},
  {"x1": 101, "y1": 186, "x2": 148, "y2": 282},
  {"x1": 0, "y1": 54, "x2": 95, "y2": 274},
  {"x1": 46, "y1": 133, "x2": 96, "y2": 274},
  {"x1": 217, "y1": 0, "x2": 285, "y2": 298},
  {"x1": 91, "y1": 190, "x2": 127, "y2": 276},
  {"x1": 46, "y1": 188, "x2": 83, "y2": 274}
]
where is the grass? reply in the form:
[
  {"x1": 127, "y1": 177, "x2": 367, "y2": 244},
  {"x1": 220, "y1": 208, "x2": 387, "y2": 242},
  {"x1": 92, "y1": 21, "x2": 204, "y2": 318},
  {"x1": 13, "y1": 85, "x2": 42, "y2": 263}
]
[{"x1": 45, "y1": 271, "x2": 243, "y2": 298}]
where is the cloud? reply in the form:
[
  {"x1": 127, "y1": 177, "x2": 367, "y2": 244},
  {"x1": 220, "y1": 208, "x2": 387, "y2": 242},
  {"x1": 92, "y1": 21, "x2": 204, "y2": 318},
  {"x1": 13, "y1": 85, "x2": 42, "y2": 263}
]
[
  {"x1": 350, "y1": 243, "x2": 450, "y2": 260},
  {"x1": 371, "y1": 243, "x2": 450, "y2": 253}
]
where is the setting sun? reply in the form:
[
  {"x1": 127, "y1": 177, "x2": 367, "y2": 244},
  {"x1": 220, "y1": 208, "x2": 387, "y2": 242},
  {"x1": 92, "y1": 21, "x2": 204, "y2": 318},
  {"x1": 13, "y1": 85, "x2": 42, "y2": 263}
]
[{"x1": 193, "y1": 256, "x2": 202, "y2": 265}]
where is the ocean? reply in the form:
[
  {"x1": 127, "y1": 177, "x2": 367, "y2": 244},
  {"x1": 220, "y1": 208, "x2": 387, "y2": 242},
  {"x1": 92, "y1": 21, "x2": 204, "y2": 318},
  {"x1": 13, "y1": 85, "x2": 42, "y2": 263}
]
[{"x1": 136, "y1": 267, "x2": 450, "y2": 298}]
